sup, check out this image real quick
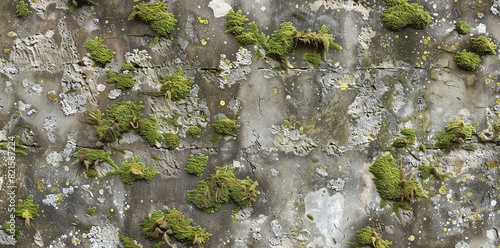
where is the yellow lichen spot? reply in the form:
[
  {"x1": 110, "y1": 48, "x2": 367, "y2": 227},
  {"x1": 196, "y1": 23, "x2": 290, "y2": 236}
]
[
  {"x1": 476, "y1": 122, "x2": 480, "y2": 127},
  {"x1": 48, "y1": 92, "x2": 57, "y2": 100},
  {"x1": 416, "y1": 62, "x2": 420, "y2": 67},
  {"x1": 51, "y1": 188, "x2": 56, "y2": 193},
  {"x1": 246, "y1": 121, "x2": 250, "y2": 126},
  {"x1": 395, "y1": 34, "x2": 399, "y2": 39},
  {"x1": 197, "y1": 16, "x2": 209, "y2": 24},
  {"x1": 105, "y1": 20, "x2": 109, "y2": 24},
  {"x1": 443, "y1": 227, "x2": 448, "y2": 232},
  {"x1": 408, "y1": 235, "x2": 415, "y2": 241},
  {"x1": 219, "y1": 100, "x2": 225, "y2": 106},
  {"x1": 450, "y1": 44, "x2": 456, "y2": 50},
  {"x1": 273, "y1": 87, "x2": 278, "y2": 94},
  {"x1": 110, "y1": 208, "x2": 114, "y2": 213},
  {"x1": 382, "y1": 43, "x2": 387, "y2": 49},
  {"x1": 338, "y1": 165, "x2": 343, "y2": 169},
  {"x1": 299, "y1": 126, "x2": 304, "y2": 135},
  {"x1": 289, "y1": 64, "x2": 294, "y2": 69},
  {"x1": 340, "y1": 83, "x2": 348, "y2": 90},
  {"x1": 488, "y1": 160, "x2": 498, "y2": 169},
  {"x1": 37, "y1": 179, "x2": 44, "y2": 192},
  {"x1": 439, "y1": 185, "x2": 447, "y2": 194},
  {"x1": 467, "y1": 192, "x2": 473, "y2": 197},
  {"x1": 471, "y1": 213, "x2": 482, "y2": 220},
  {"x1": 461, "y1": 174, "x2": 471, "y2": 182},
  {"x1": 496, "y1": 99, "x2": 500, "y2": 104},
  {"x1": 422, "y1": 55, "x2": 427, "y2": 61},
  {"x1": 437, "y1": 45, "x2": 442, "y2": 49},
  {"x1": 201, "y1": 39, "x2": 207, "y2": 46},
  {"x1": 422, "y1": 85, "x2": 426, "y2": 89},
  {"x1": 4, "y1": 48, "x2": 10, "y2": 53}
]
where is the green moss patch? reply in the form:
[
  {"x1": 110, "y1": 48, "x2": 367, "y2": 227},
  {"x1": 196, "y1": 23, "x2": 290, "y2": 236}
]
[
  {"x1": 129, "y1": 0, "x2": 177, "y2": 47},
  {"x1": 471, "y1": 35, "x2": 497, "y2": 55},
  {"x1": 419, "y1": 164, "x2": 449, "y2": 180},
  {"x1": 84, "y1": 37, "x2": 114, "y2": 65},
  {"x1": 381, "y1": 0, "x2": 432, "y2": 31},
  {"x1": 212, "y1": 116, "x2": 239, "y2": 137},
  {"x1": 107, "y1": 155, "x2": 160, "y2": 185},
  {"x1": 86, "y1": 206, "x2": 96, "y2": 217},
  {"x1": 71, "y1": 148, "x2": 117, "y2": 177},
  {"x1": 140, "y1": 209, "x2": 211, "y2": 247},
  {"x1": 0, "y1": 135, "x2": 28, "y2": 156},
  {"x1": 295, "y1": 25, "x2": 343, "y2": 58},
  {"x1": 16, "y1": 0, "x2": 31, "y2": 19},
  {"x1": 158, "y1": 67, "x2": 193, "y2": 101},
  {"x1": 163, "y1": 132, "x2": 180, "y2": 149},
  {"x1": 347, "y1": 226, "x2": 392, "y2": 248},
  {"x1": 303, "y1": 52, "x2": 321, "y2": 68},
  {"x1": 135, "y1": 117, "x2": 162, "y2": 146},
  {"x1": 453, "y1": 49, "x2": 481, "y2": 71},
  {"x1": 15, "y1": 195, "x2": 39, "y2": 227},
  {"x1": 455, "y1": 20, "x2": 470, "y2": 34},
  {"x1": 434, "y1": 118, "x2": 475, "y2": 153},
  {"x1": 186, "y1": 126, "x2": 202, "y2": 138},
  {"x1": 185, "y1": 154, "x2": 209, "y2": 177},
  {"x1": 2, "y1": 221, "x2": 23, "y2": 240},
  {"x1": 119, "y1": 230, "x2": 141, "y2": 248},
  {"x1": 369, "y1": 154, "x2": 427, "y2": 217},
  {"x1": 187, "y1": 166, "x2": 260, "y2": 213},
  {"x1": 106, "y1": 70, "x2": 135, "y2": 89},
  {"x1": 120, "y1": 62, "x2": 137, "y2": 72},
  {"x1": 392, "y1": 128, "x2": 416, "y2": 147}
]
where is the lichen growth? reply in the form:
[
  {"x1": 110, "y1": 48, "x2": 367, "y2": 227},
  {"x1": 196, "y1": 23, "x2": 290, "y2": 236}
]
[
  {"x1": 2, "y1": 221, "x2": 23, "y2": 240},
  {"x1": 129, "y1": 0, "x2": 177, "y2": 47},
  {"x1": 455, "y1": 20, "x2": 470, "y2": 34},
  {"x1": 369, "y1": 154, "x2": 427, "y2": 216},
  {"x1": 381, "y1": 0, "x2": 432, "y2": 31},
  {"x1": 119, "y1": 230, "x2": 141, "y2": 248},
  {"x1": 187, "y1": 166, "x2": 260, "y2": 213},
  {"x1": 453, "y1": 49, "x2": 481, "y2": 71},
  {"x1": 186, "y1": 126, "x2": 202, "y2": 138},
  {"x1": 0, "y1": 135, "x2": 28, "y2": 156},
  {"x1": 163, "y1": 132, "x2": 180, "y2": 149},
  {"x1": 71, "y1": 148, "x2": 117, "y2": 176},
  {"x1": 16, "y1": 0, "x2": 32, "y2": 19},
  {"x1": 158, "y1": 67, "x2": 193, "y2": 102},
  {"x1": 185, "y1": 154, "x2": 209, "y2": 177},
  {"x1": 392, "y1": 128, "x2": 416, "y2": 147},
  {"x1": 15, "y1": 195, "x2": 39, "y2": 227},
  {"x1": 106, "y1": 70, "x2": 135, "y2": 89},
  {"x1": 140, "y1": 209, "x2": 212, "y2": 247},
  {"x1": 212, "y1": 116, "x2": 239, "y2": 137},
  {"x1": 471, "y1": 35, "x2": 497, "y2": 55},
  {"x1": 107, "y1": 155, "x2": 160, "y2": 185},
  {"x1": 86, "y1": 206, "x2": 96, "y2": 217},
  {"x1": 347, "y1": 226, "x2": 392, "y2": 248},
  {"x1": 434, "y1": 118, "x2": 475, "y2": 153},
  {"x1": 303, "y1": 52, "x2": 321, "y2": 68},
  {"x1": 84, "y1": 37, "x2": 115, "y2": 65}
]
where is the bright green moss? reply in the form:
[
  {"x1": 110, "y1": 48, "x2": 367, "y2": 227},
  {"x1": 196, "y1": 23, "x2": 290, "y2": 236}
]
[
  {"x1": 212, "y1": 116, "x2": 239, "y2": 137},
  {"x1": 392, "y1": 128, "x2": 416, "y2": 147},
  {"x1": 120, "y1": 62, "x2": 136, "y2": 72},
  {"x1": 2, "y1": 221, "x2": 23, "y2": 240},
  {"x1": 84, "y1": 37, "x2": 115, "y2": 65},
  {"x1": 135, "y1": 116, "x2": 162, "y2": 146},
  {"x1": 86, "y1": 206, "x2": 96, "y2": 217},
  {"x1": 455, "y1": 20, "x2": 470, "y2": 34},
  {"x1": 106, "y1": 70, "x2": 135, "y2": 89},
  {"x1": 381, "y1": 0, "x2": 432, "y2": 31},
  {"x1": 107, "y1": 155, "x2": 160, "y2": 185},
  {"x1": 119, "y1": 230, "x2": 141, "y2": 248},
  {"x1": 186, "y1": 126, "x2": 202, "y2": 137},
  {"x1": 471, "y1": 35, "x2": 497, "y2": 55},
  {"x1": 418, "y1": 165, "x2": 449, "y2": 180},
  {"x1": 0, "y1": 135, "x2": 28, "y2": 156},
  {"x1": 140, "y1": 209, "x2": 212, "y2": 247},
  {"x1": 187, "y1": 166, "x2": 260, "y2": 213},
  {"x1": 15, "y1": 195, "x2": 39, "y2": 227},
  {"x1": 16, "y1": 0, "x2": 31, "y2": 19},
  {"x1": 159, "y1": 67, "x2": 193, "y2": 102},
  {"x1": 185, "y1": 154, "x2": 209, "y2": 176},
  {"x1": 369, "y1": 154, "x2": 427, "y2": 215},
  {"x1": 347, "y1": 226, "x2": 392, "y2": 248},
  {"x1": 224, "y1": 9, "x2": 249, "y2": 35},
  {"x1": 453, "y1": 49, "x2": 481, "y2": 71},
  {"x1": 235, "y1": 22, "x2": 269, "y2": 46},
  {"x1": 266, "y1": 22, "x2": 298, "y2": 63},
  {"x1": 434, "y1": 118, "x2": 475, "y2": 153},
  {"x1": 303, "y1": 52, "x2": 321, "y2": 68},
  {"x1": 129, "y1": 0, "x2": 177, "y2": 46},
  {"x1": 294, "y1": 24, "x2": 342, "y2": 58},
  {"x1": 163, "y1": 132, "x2": 180, "y2": 149},
  {"x1": 71, "y1": 148, "x2": 117, "y2": 174}
]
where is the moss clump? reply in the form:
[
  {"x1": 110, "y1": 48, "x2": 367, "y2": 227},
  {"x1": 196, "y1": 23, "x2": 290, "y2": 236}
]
[
  {"x1": 84, "y1": 37, "x2": 115, "y2": 65},
  {"x1": 347, "y1": 226, "x2": 392, "y2": 248},
  {"x1": 129, "y1": 0, "x2": 177, "y2": 47},
  {"x1": 158, "y1": 67, "x2": 193, "y2": 102},
  {"x1": 212, "y1": 116, "x2": 239, "y2": 137},
  {"x1": 369, "y1": 155, "x2": 427, "y2": 216},
  {"x1": 187, "y1": 166, "x2": 260, "y2": 213},
  {"x1": 434, "y1": 118, "x2": 475, "y2": 153},
  {"x1": 135, "y1": 116, "x2": 162, "y2": 146},
  {"x1": 16, "y1": 0, "x2": 31, "y2": 19},
  {"x1": 471, "y1": 35, "x2": 497, "y2": 55},
  {"x1": 392, "y1": 128, "x2": 416, "y2": 147},
  {"x1": 2, "y1": 221, "x2": 23, "y2": 240},
  {"x1": 294, "y1": 24, "x2": 342, "y2": 59},
  {"x1": 185, "y1": 154, "x2": 209, "y2": 177},
  {"x1": 15, "y1": 195, "x2": 39, "y2": 227},
  {"x1": 119, "y1": 230, "x2": 141, "y2": 248},
  {"x1": 86, "y1": 206, "x2": 96, "y2": 217},
  {"x1": 163, "y1": 132, "x2": 180, "y2": 149},
  {"x1": 224, "y1": 9, "x2": 248, "y2": 35},
  {"x1": 107, "y1": 156, "x2": 160, "y2": 185},
  {"x1": 454, "y1": 49, "x2": 481, "y2": 71},
  {"x1": 455, "y1": 20, "x2": 470, "y2": 34},
  {"x1": 140, "y1": 209, "x2": 212, "y2": 247},
  {"x1": 303, "y1": 52, "x2": 321, "y2": 68},
  {"x1": 120, "y1": 62, "x2": 137, "y2": 72},
  {"x1": 186, "y1": 126, "x2": 202, "y2": 138},
  {"x1": 106, "y1": 70, "x2": 135, "y2": 89},
  {"x1": 0, "y1": 135, "x2": 28, "y2": 156},
  {"x1": 419, "y1": 165, "x2": 449, "y2": 180},
  {"x1": 381, "y1": 0, "x2": 432, "y2": 31},
  {"x1": 266, "y1": 22, "x2": 298, "y2": 63},
  {"x1": 71, "y1": 148, "x2": 117, "y2": 176}
]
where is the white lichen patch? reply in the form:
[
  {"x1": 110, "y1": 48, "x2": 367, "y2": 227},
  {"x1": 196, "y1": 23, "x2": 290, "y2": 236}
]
[
  {"x1": 310, "y1": 0, "x2": 371, "y2": 20},
  {"x1": 218, "y1": 47, "x2": 252, "y2": 89},
  {"x1": 82, "y1": 225, "x2": 120, "y2": 247},
  {"x1": 208, "y1": 0, "x2": 232, "y2": 18},
  {"x1": 358, "y1": 26, "x2": 376, "y2": 50},
  {"x1": 271, "y1": 123, "x2": 317, "y2": 156}
]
